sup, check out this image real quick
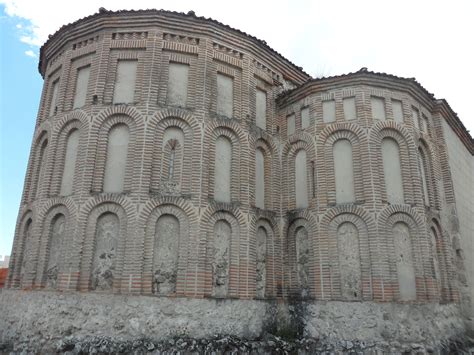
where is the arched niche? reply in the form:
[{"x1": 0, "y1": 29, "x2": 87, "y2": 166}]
[
  {"x1": 392, "y1": 222, "x2": 416, "y2": 300},
  {"x1": 333, "y1": 139, "x2": 355, "y2": 204},
  {"x1": 91, "y1": 212, "x2": 120, "y2": 291},
  {"x1": 212, "y1": 219, "x2": 232, "y2": 297},
  {"x1": 382, "y1": 138, "x2": 404, "y2": 204},
  {"x1": 214, "y1": 136, "x2": 232, "y2": 203},
  {"x1": 153, "y1": 214, "x2": 180, "y2": 295},
  {"x1": 295, "y1": 149, "x2": 308, "y2": 209},
  {"x1": 103, "y1": 124, "x2": 130, "y2": 193},
  {"x1": 60, "y1": 129, "x2": 80, "y2": 196}
]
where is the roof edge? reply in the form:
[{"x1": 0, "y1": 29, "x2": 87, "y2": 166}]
[{"x1": 38, "y1": 8, "x2": 309, "y2": 80}]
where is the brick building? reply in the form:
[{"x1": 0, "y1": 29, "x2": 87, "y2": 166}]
[{"x1": 3, "y1": 8, "x2": 473, "y2": 351}]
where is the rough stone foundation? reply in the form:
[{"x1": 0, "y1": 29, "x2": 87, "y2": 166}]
[{"x1": 1, "y1": 289, "x2": 471, "y2": 354}]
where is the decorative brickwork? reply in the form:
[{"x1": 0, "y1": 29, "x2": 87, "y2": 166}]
[{"x1": 7, "y1": 9, "x2": 473, "y2": 327}]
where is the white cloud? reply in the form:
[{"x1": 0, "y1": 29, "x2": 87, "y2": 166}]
[
  {"x1": 24, "y1": 49, "x2": 36, "y2": 57},
  {"x1": 1, "y1": 0, "x2": 473, "y2": 132}
]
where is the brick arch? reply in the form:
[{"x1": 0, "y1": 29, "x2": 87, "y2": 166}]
[
  {"x1": 137, "y1": 196, "x2": 199, "y2": 296},
  {"x1": 370, "y1": 122, "x2": 420, "y2": 206},
  {"x1": 282, "y1": 138, "x2": 316, "y2": 211},
  {"x1": 34, "y1": 204, "x2": 71, "y2": 288},
  {"x1": 206, "y1": 125, "x2": 243, "y2": 203},
  {"x1": 202, "y1": 209, "x2": 244, "y2": 298},
  {"x1": 250, "y1": 138, "x2": 275, "y2": 210},
  {"x1": 149, "y1": 108, "x2": 200, "y2": 130},
  {"x1": 8, "y1": 210, "x2": 33, "y2": 288},
  {"x1": 325, "y1": 212, "x2": 373, "y2": 301},
  {"x1": 141, "y1": 204, "x2": 191, "y2": 296},
  {"x1": 27, "y1": 129, "x2": 50, "y2": 202},
  {"x1": 428, "y1": 217, "x2": 452, "y2": 302},
  {"x1": 148, "y1": 117, "x2": 194, "y2": 196},
  {"x1": 77, "y1": 200, "x2": 131, "y2": 293},
  {"x1": 89, "y1": 113, "x2": 143, "y2": 193},
  {"x1": 249, "y1": 215, "x2": 278, "y2": 298},
  {"x1": 378, "y1": 206, "x2": 427, "y2": 302},
  {"x1": 49, "y1": 115, "x2": 89, "y2": 196},
  {"x1": 318, "y1": 126, "x2": 368, "y2": 206},
  {"x1": 418, "y1": 138, "x2": 440, "y2": 209}
]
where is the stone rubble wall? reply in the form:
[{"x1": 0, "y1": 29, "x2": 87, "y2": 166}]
[{"x1": 1, "y1": 289, "x2": 470, "y2": 354}]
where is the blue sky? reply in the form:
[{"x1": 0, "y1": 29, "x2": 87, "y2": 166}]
[
  {"x1": 1, "y1": 6, "x2": 42, "y2": 257},
  {"x1": 0, "y1": 0, "x2": 473, "y2": 258}
]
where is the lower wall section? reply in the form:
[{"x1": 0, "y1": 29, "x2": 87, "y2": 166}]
[{"x1": 0, "y1": 289, "x2": 471, "y2": 354}]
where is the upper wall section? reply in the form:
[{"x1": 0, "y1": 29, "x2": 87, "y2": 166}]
[
  {"x1": 277, "y1": 68, "x2": 474, "y2": 154},
  {"x1": 38, "y1": 8, "x2": 310, "y2": 84}
]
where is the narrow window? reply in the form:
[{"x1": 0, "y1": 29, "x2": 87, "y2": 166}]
[
  {"x1": 214, "y1": 136, "x2": 232, "y2": 202},
  {"x1": 382, "y1": 138, "x2": 404, "y2": 204},
  {"x1": 343, "y1": 97, "x2": 357, "y2": 120},
  {"x1": 217, "y1": 73, "x2": 233, "y2": 117},
  {"x1": 392, "y1": 100, "x2": 403, "y2": 123},
  {"x1": 322, "y1": 100, "x2": 336, "y2": 123},
  {"x1": 371, "y1": 97, "x2": 386, "y2": 120},
  {"x1": 167, "y1": 62, "x2": 189, "y2": 107},
  {"x1": 113, "y1": 60, "x2": 138, "y2": 104},
  {"x1": 301, "y1": 107, "x2": 310, "y2": 129},
  {"x1": 60, "y1": 129, "x2": 80, "y2": 196},
  {"x1": 295, "y1": 149, "x2": 308, "y2": 208},
  {"x1": 287, "y1": 114, "x2": 295, "y2": 136},
  {"x1": 103, "y1": 124, "x2": 130, "y2": 193},
  {"x1": 333, "y1": 139, "x2": 355, "y2": 204},
  {"x1": 256, "y1": 89, "x2": 267, "y2": 130},
  {"x1": 255, "y1": 149, "x2": 265, "y2": 209},
  {"x1": 73, "y1": 65, "x2": 91, "y2": 109},
  {"x1": 49, "y1": 79, "x2": 59, "y2": 117}
]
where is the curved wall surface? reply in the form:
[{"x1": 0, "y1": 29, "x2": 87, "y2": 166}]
[{"x1": 6, "y1": 9, "x2": 469, "y2": 312}]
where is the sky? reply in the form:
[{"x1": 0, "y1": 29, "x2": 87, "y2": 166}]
[{"x1": 0, "y1": 0, "x2": 473, "y2": 257}]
